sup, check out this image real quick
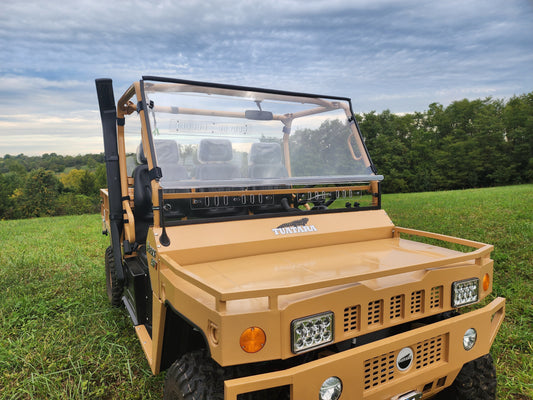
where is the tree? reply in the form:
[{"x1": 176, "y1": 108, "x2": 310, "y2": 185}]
[
  {"x1": 60, "y1": 169, "x2": 96, "y2": 196},
  {"x1": 19, "y1": 169, "x2": 62, "y2": 218},
  {"x1": 503, "y1": 93, "x2": 533, "y2": 183},
  {"x1": 78, "y1": 170, "x2": 96, "y2": 196},
  {"x1": 0, "y1": 174, "x2": 12, "y2": 219}
]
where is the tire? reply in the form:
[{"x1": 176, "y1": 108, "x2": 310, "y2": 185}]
[
  {"x1": 433, "y1": 354, "x2": 497, "y2": 399},
  {"x1": 163, "y1": 350, "x2": 224, "y2": 400},
  {"x1": 105, "y1": 246, "x2": 123, "y2": 307}
]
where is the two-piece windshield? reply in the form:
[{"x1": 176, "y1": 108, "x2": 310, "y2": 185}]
[{"x1": 142, "y1": 79, "x2": 381, "y2": 190}]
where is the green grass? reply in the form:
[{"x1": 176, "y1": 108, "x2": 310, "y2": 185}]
[
  {"x1": 383, "y1": 185, "x2": 533, "y2": 399},
  {"x1": 0, "y1": 185, "x2": 531, "y2": 399},
  {"x1": 0, "y1": 215, "x2": 164, "y2": 399}
]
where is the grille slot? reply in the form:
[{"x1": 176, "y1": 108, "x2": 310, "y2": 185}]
[
  {"x1": 363, "y1": 334, "x2": 447, "y2": 391},
  {"x1": 364, "y1": 351, "x2": 395, "y2": 389},
  {"x1": 367, "y1": 300, "x2": 383, "y2": 326},
  {"x1": 415, "y1": 335, "x2": 444, "y2": 369},
  {"x1": 430, "y1": 286, "x2": 443, "y2": 309},
  {"x1": 343, "y1": 305, "x2": 360, "y2": 332},
  {"x1": 389, "y1": 295, "x2": 404, "y2": 320},
  {"x1": 410, "y1": 290, "x2": 424, "y2": 314}
]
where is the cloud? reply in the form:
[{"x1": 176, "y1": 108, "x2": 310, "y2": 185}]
[{"x1": 0, "y1": 0, "x2": 532, "y2": 155}]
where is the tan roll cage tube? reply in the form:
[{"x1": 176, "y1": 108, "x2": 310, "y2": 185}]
[
  {"x1": 150, "y1": 102, "x2": 372, "y2": 177},
  {"x1": 114, "y1": 82, "x2": 166, "y2": 246}
]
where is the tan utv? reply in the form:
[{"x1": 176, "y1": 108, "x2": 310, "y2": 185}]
[{"x1": 95, "y1": 77, "x2": 505, "y2": 400}]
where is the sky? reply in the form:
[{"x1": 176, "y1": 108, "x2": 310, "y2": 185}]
[{"x1": 0, "y1": 0, "x2": 532, "y2": 156}]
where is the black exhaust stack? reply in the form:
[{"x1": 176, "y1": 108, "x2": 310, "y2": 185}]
[{"x1": 95, "y1": 78, "x2": 125, "y2": 284}]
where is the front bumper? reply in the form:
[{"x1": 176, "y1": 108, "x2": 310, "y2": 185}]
[{"x1": 224, "y1": 297, "x2": 505, "y2": 400}]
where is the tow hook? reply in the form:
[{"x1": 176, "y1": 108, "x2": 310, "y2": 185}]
[{"x1": 393, "y1": 391, "x2": 422, "y2": 400}]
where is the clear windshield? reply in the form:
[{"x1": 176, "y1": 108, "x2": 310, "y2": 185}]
[{"x1": 143, "y1": 81, "x2": 381, "y2": 190}]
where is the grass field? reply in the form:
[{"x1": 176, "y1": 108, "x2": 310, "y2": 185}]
[{"x1": 0, "y1": 184, "x2": 531, "y2": 399}]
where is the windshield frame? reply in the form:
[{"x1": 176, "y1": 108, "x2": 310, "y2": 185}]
[{"x1": 139, "y1": 76, "x2": 381, "y2": 191}]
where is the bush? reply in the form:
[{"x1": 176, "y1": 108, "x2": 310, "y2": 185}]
[{"x1": 54, "y1": 193, "x2": 99, "y2": 216}]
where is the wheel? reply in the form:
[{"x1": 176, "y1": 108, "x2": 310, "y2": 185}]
[
  {"x1": 433, "y1": 354, "x2": 497, "y2": 399},
  {"x1": 105, "y1": 246, "x2": 123, "y2": 307},
  {"x1": 163, "y1": 350, "x2": 224, "y2": 400}
]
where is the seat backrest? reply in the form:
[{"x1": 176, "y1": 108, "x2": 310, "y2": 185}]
[
  {"x1": 132, "y1": 162, "x2": 152, "y2": 246},
  {"x1": 248, "y1": 142, "x2": 288, "y2": 179},
  {"x1": 196, "y1": 139, "x2": 240, "y2": 180},
  {"x1": 137, "y1": 139, "x2": 189, "y2": 183},
  {"x1": 192, "y1": 139, "x2": 245, "y2": 217}
]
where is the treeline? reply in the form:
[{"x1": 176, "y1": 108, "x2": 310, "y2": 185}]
[
  {"x1": 358, "y1": 93, "x2": 532, "y2": 193},
  {"x1": 0, "y1": 154, "x2": 106, "y2": 220},
  {"x1": 0, "y1": 93, "x2": 531, "y2": 220}
]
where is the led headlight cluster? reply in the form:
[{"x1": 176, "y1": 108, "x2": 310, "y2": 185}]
[
  {"x1": 452, "y1": 278, "x2": 479, "y2": 307},
  {"x1": 291, "y1": 311, "x2": 334, "y2": 353}
]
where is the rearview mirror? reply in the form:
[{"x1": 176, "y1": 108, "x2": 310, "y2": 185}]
[{"x1": 245, "y1": 110, "x2": 273, "y2": 120}]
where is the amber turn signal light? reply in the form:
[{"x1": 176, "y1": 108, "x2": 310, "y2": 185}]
[
  {"x1": 483, "y1": 273, "x2": 490, "y2": 291},
  {"x1": 240, "y1": 327, "x2": 266, "y2": 353}
]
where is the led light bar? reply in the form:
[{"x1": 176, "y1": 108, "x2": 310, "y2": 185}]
[
  {"x1": 452, "y1": 278, "x2": 479, "y2": 307},
  {"x1": 291, "y1": 311, "x2": 334, "y2": 353}
]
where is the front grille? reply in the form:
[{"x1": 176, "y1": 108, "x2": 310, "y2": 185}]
[
  {"x1": 367, "y1": 300, "x2": 383, "y2": 326},
  {"x1": 415, "y1": 335, "x2": 444, "y2": 369},
  {"x1": 363, "y1": 334, "x2": 447, "y2": 391},
  {"x1": 430, "y1": 286, "x2": 443, "y2": 309},
  {"x1": 390, "y1": 294, "x2": 404, "y2": 320},
  {"x1": 410, "y1": 290, "x2": 424, "y2": 314},
  {"x1": 342, "y1": 285, "x2": 446, "y2": 333},
  {"x1": 343, "y1": 305, "x2": 360, "y2": 332},
  {"x1": 364, "y1": 351, "x2": 395, "y2": 389}
]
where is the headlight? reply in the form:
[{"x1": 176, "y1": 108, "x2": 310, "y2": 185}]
[
  {"x1": 451, "y1": 278, "x2": 479, "y2": 307},
  {"x1": 319, "y1": 376, "x2": 342, "y2": 400},
  {"x1": 291, "y1": 311, "x2": 334, "y2": 353},
  {"x1": 463, "y1": 328, "x2": 477, "y2": 350}
]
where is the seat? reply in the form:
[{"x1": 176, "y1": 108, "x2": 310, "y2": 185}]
[
  {"x1": 248, "y1": 142, "x2": 289, "y2": 214},
  {"x1": 133, "y1": 140, "x2": 189, "y2": 245},
  {"x1": 132, "y1": 157, "x2": 152, "y2": 247},
  {"x1": 248, "y1": 142, "x2": 288, "y2": 179},
  {"x1": 153, "y1": 139, "x2": 189, "y2": 184},
  {"x1": 195, "y1": 139, "x2": 240, "y2": 181},
  {"x1": 193, "y1": 139, "x2": 245, "y2": 217}
]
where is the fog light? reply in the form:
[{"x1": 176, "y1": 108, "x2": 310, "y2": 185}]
[
  {"x1": 463, "y1": 328, "x2": 477, "y2": 350},
  {"x1": 319, "y1": 376, "x2": 342, "y2": 400}
]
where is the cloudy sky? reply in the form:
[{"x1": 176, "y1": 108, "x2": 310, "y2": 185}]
[{"x1": 0, "y1": 0, "x2": 532, "y2": 156}]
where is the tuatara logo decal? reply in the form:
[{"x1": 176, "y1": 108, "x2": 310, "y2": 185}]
[{"x1": 272, "y1": 218, "x2": 317, "y2": 235}]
